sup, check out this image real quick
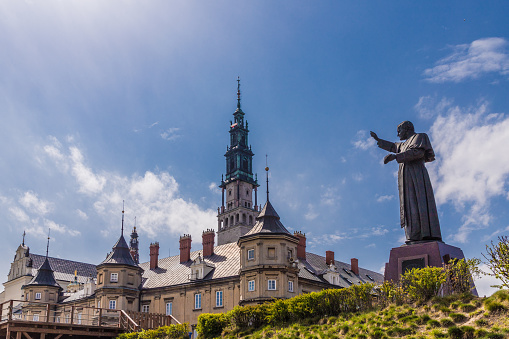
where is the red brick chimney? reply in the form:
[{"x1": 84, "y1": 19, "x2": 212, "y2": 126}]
[
  {"x1": 202, "y1": 229, "x2": 215, "y2": 257},
  {"x1": 149, "y1": 242, "x2": 159, "y2": 270},
  {"x1": 294, "y1": 231, "x2": 306, "y2": 260},
  {"x1": 179, "y1": 234, "x2": 192, "y2": 263},
  {"x1": 326, "y1": 250, "x2": 334, "y2": 265},
  {"x1": 351, "y1": 258, "x2": 359, "y2": 275}
]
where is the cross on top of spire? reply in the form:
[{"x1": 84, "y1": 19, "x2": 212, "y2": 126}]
[
  {"x1": 46, "y1": 229, "x2": 51, "y2": 258},
  {"x1": 237, "y1": 76, "x2": 241, "y2": 110}
]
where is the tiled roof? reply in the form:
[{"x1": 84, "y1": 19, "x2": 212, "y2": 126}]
[
  {"x1": 242, "y1": 201, "x2": 296, "y2": 238},
  {"x1": 26, "y1": 257, "x2": 61, "y2": 288},
  {"x1": 140, "y1": 242, "x2": 241, "y2": 289},
  {"x1": 100, "y1": 235, "x2": 138, "y2": 267},
  {"x1": 139, "y1": 242, "x2": 383, "y2": 289},
  {"x1": 30, "y1": 254, "x2": 97, "y2": 284}
]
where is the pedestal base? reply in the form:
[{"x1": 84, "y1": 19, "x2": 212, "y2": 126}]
[{"x1": 384, "y1": 241, "x2": 466, "y2": 282}]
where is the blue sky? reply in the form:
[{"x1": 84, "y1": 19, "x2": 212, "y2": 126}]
[{"x1": 1, "y1": 1, "x2": 508, "y2": 296}]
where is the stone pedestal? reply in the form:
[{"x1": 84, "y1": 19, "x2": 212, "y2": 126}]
[{"x1": 384, "y1": 241, "x2": 466, "y2": 282}]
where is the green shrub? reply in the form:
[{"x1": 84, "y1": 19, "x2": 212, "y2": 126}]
[
  {"x1": 440, "y1": 318, "x2": 455, "y2": 328},
  {"x1": 431, "y1": 329, "x2": 447, "y2": 338},
  {"x1": 117, "y1": 324, "x2": 189, "y2": 339},
  {"x1": 440, "y1": 306, "x2": 452, "y2": 314},
  {"x1": 427, "y1": 319, "x2": 441, "y2": 328},
  {"x1": 448, "y1": 326, "x2": 464, "y2": 339},
  {"x1": 460, "y1": 303, "x2": 477, "y2": 312},
  {"x1": 474, "y1": 329, "x2": 489, "y2": 338},
  {"x1": 485, "y1": 301, "x2": 507, "y2": 313},
  {"x1": 475, "y1": 319, "x2": 489, "y2": 327},
  {"x1": 418, "y1": 314, "x2": 431, "y2": 324},
  {"x1": 486, "y1": 333, "x2": 505, "y2": 339},
  {"x1": 369, "y1": 328, "x2": 385, "y2": 339},
  {"x1": 400, "y1": 266, "x2": 446, "y2": 302},
  {"x1": 449, "y1": 313, "x2": 467, "y2": 323},
  {"x1": 197, "y1": 313, "x2": 230, "y2": 338},
  {"x1": 461, "y1": 326, "x2": 475, "y2": 339}
]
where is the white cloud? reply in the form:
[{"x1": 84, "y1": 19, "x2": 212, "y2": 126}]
[
  {"x1": 9, "y1": 206, "x2": 30, "y2": 223},
  {"x1": 429, "y1": 100, "x2": 509, "y2": 242},
  {"x1": 69, "y1": 146, "x2": 106, "y2": 195},
  {"x1": 208, "y1": 182, "x2": 221, "y2": 194},
  {"x1": 320, "y1": 187, "x2": 339, "y2": 206},
  {"x1": 424, "y1": 37, "x2": 509, "y2": 83},
  {"x1": 414, "y1": 96, "x2": 453, "y2": 119},
  {"x1": 19, "y1": 191, "x2": 52, "y2": 216},
  {"x1": 42, "y1": 137, "x2": 216, "y2": 241},
  {"x1": 376, "y1": 195, "x2": 394, "y2": 203},
  {"x1": 353, "y1": 130, "x2": 376, "y2": 150},
  {"x1": 161, "y1": 127, "x2": 181, "y2": 141},
  {"x1": 304, "y1": 204, "x2": 318, "y2": 221},
  {"x1": 76, "y1": 209, "x2": 88, "y2": 220}
]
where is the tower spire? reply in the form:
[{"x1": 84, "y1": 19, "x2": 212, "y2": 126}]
[
  {"x1": 237, "y1": 76, "x2": 241, "y2": 110},
  {"x1": 122, "y1": 200, "x2": 125, "y2": 236},
  {"x1": 46, "y1": 229, "x2": 51, "y2": 258},
  {"x1": 22, "y1": 230, "x2": 26, "y2": 246},
  {"x1": 265, "y1": 154, "x2": 269, "y2": 202}
]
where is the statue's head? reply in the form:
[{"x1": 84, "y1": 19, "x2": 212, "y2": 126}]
[{"x1": 397, "y1": 121, "x2": 414, "y2": 140}]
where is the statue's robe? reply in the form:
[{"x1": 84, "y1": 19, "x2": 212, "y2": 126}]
[{"x1": 378, "y1": 133, "x2": 442, "y2": 242}]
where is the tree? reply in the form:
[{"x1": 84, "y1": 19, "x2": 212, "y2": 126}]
[{"x1": 482, "y1": 236, "x2": 509, "y2": 289}]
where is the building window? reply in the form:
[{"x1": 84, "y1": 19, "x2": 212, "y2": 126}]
[
  {"x1": 110, "y1": 273, "x2": 118, "y2": 282},
  {"x1": 109, "y1": 300, "x2": 116, "y2": 310},
  {"x1": 268, "y1": 247, "x2": 276, "y2": 258},
  {"x1": 33, "y1": 314, "x2": 39, "y2": 322},
  {"x1": 166, "y1": 302, "x2": 173, "y2": 316},
  {"x1": 247, "y1": 249, "x2": 254, "y2": 260},
  {"x1": 195, "y1": 294, "x2": 201, "y2": 309},
  {"x1": 366, "y1": 274, "x2": 374, "y2": 281},
  {"x1": 248, "y1": 280, "x2": 255, "y2": 291},
  {"x1": 216, "y1": 291, "x2": 223, "y2": 307},
  {"x1": 65, "y1": 314, "x2": 70, "y2": 323},
  {"x1": 288, "y1": 281, "x2": 294, "y2": 292},
  {"x1": 55, "y1": 315, "x2": 61, "y2": 323},
  {"x1": 77, "y1": 313, "x2": 82, "y2": 324},
  {"x1": 35, "y1": 292, "x2": 41, "y2": 300},
  {"x1": 142, "y1": 305, "x2": 150, "y2": 313},
  {"x1": 97, "y1": 300, "x2": 101, "y2": 309},
  {"x1": 268, "y1": 280, "x2": 276, "y2": 290}
]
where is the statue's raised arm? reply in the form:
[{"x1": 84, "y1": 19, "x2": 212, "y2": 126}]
[{"x1": 372, "y1": 121, "x2": 441, "y2": 244}]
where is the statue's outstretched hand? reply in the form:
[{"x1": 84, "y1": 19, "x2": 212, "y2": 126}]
[
  {"x1": 384, "y1": 154, "x2": 396, "y2": 164},
  {"x1": 370, "y1": 131, "x2": 379, "y2": 141}
]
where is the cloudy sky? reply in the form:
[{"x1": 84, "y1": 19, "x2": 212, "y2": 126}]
[{"x1": 1, "y1": 1, "x2": 508, "y2": 296}]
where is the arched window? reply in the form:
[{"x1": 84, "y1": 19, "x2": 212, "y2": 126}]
[
  {"x1": 249, "y1": 215, "x2": 253, "y2": 225},
  {"x1": 243, "y1": 214, "x2": 247, "y2": 223}
]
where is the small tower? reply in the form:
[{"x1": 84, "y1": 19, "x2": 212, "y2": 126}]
[
  {"x1": 22, "y1": 231, "x2": 62, "y2": 304},
  {"x1": 130, "y1": 224, "x2": 139, "y2": 265},
  {"x1": 95, "y1": 206, "x2": 143, "y2": 311},
  {"x1": 217, "y1": 78, "x2": 260, "y2": 245},
  {"x1": 237, "y1": 167, "x2": 300, "y2": 305}
]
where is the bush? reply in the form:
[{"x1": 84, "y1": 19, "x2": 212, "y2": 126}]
[
  {"x1": 484, "y1": 300, "x2": 507, "y2": 313},
  {"x1": 460, "y1": 303, "x2": 477, "y2": 312},
  {"x1": 197, "y1": 313, "x2": 230, "y2": 338},
  {"x1": 117, "y1": 324, "x2": 189, "y2": 339},
  {"x1": 400, "y1": 267, "x2": 446, "y2": 302},
  {"x1": 443, "y1": 258, "x2": 481, "y2": 295},
  {"x1": 449, "y1": 313, "x2": 467, "y2": 323},
  {"x1": 475, "y1": 319, "x2": 488, "y2": 327},
  {"x1": 447, "y1": 326, "x2": 464, "y2": 339},
  {"x1": 427, "y1": 319, "x2": 441, "y2": 328},
  {"x1": 460, "y1": 326, "x2": 475, "y2": 339},
  {"x1": 440, "y1": 318, "x2": 455, "y2": 328}
]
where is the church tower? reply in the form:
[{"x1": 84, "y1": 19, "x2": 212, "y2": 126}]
[{"x1": 217, "y1": 79, "x2": 260, "y2": 245}]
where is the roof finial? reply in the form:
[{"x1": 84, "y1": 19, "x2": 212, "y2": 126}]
[
  {"x1": 121, "y1": 200, "x2": 125, "y2": 236},
  {"x1": 265, "y1": 154, "x2": 269, "y2": 202},
  {"x1": 46, "y1": 228, "x2": 51, "y2": 258},
  {"x1": 237, "y1": 77, "x2": 241, "y2": 110},
  {"x1": 22, "y1": 230, "x2": 26, "y2": 246}
]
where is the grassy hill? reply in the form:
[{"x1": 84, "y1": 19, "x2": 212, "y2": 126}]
[{"x1": 223, "y1": 290, "x2": 509, "y2": 339}]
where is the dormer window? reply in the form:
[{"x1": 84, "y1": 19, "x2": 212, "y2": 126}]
[{"x1": 366, "y1": 274, "x2": 375, "y2": 281}]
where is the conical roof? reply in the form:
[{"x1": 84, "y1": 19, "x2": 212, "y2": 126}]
[
  {"x1": 26, "y1": 257, "x2": 61, "y2": 288},
  {"x1": 100, "y1": 235, "x2": 138, "y2": 266},
  {"x1": 242, "y1": 200, "x2": 294, "y2": 237}
]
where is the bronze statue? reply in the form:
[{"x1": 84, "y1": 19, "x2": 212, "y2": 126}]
[{"x1": 371, "y1": 121, "x2": 442, "y2": 244}]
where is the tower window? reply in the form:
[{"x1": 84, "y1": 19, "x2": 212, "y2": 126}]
[
  {"x1": 268, "y1": 280, "x2": 277, "y2": 290},
  {"x1": 110, "y1": 273, "x2": 118, "y2": 282},
  {"x1": 248, "y1": 280, "x2": 255, "y2": 291},
  {"x1": 247, "y1": 249, "x2": 254, "y2": 260},
  {"x1": 142, "y1": 305, "x2": 150, "y2": 313},
  {"x1": 166, "y1": 302, "x2": 173, "y2": 316},
  {"x1": 228, "y1": 190, "x2": 232, "y2": 196},
  {"x1": 288, "y1": 281, "x2": 294, "y2": 292},
  {"x1": 109, "y1": 300, "x2": 116, "y2": 310},
  {"x1": 246, "y1": 190, "x2": 249, "y2": 196},
  {"x1": 35, "y1": 292, "x2": 41, "y2": 300}
]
